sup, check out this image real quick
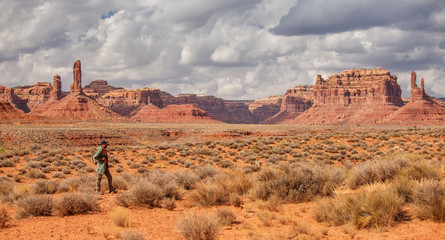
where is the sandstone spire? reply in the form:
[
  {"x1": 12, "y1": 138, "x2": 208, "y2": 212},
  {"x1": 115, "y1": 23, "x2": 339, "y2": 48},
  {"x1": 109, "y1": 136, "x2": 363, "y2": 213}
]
[
  {"x1": 70, "y1": 60, "x2": 82, "y2": 93},
  {"x1": 50, "y1": 74, "x2": 62, "y2": 101},
  {"x1": 410, "y1": 71, "x2": 426, "y2": 102}
]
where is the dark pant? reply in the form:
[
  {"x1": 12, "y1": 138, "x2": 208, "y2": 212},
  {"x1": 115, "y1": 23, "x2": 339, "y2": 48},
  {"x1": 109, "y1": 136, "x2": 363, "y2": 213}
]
[{"x1": 97, "y1": 167, "x2": 113, "y2": 192}]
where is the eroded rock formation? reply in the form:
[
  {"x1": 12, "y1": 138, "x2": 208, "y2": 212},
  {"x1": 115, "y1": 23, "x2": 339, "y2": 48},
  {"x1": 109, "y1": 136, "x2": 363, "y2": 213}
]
[
  {"x1": 130, "y1": 104, "x2": 221, "y2": 123},
  {"x1": 50, "y1": 75, "x2": 62, "y2": 101},
  {"x1": 264, "y1": 85, "x2": 314, "y2": 124},
  {"x1": 294, "y1": 68, "x2": 403, "y2": 124},
  {"x1": 70, "y1": 60, "x2": 82, "y2": 93},
  {"x1": 160, "y1": 93, "x2": 256, "y2": 123},
  {"x1": 0, "y1": 101, "x2": 25, "y2": 120},
  {"x1": 249, "y1": 96, "x2": 282, "y2": 123},
  {"x1": 381, "y1": 71, "x2": 445, "y2": 125}
]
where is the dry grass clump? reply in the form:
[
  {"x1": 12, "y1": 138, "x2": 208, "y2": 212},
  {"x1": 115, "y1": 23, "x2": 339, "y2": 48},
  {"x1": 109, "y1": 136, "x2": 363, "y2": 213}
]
[
  {"x1": 16, "y1": 195, "x2": 53, "y2": 218},
  {"x1": 116, "y1": 171, "x2": 180, "y2": 208},
  {"x1": 216, "y1": 208, "x2": 236, "y2": 226},
  {"x1": 188, "y1": 182, "x2": 228, "y2": 206},
  {"x1": 118, "y1": 229, "x2": 146, "y2": 240},
  {"x1": 249, "y1": 163, "x2": 345, "y2": 203},
  {"x1": 347, "y1": 157, "x2": 409, "y2": 189},
  {"x1": 54, "y1": 193, "x2": 99, "y2": 216},
  {"x1": 412, "y1": 180, "x2": 445, "y2": 222},
  {"x1": 193, "y1": 165, "x2": 219, "y2": 179},
  {"x1": 163, "y1": 198, "x2": 176, "y2": 210},
  {"x1": 176, "y1": 212, "x2": 220, "y2": 240},
  {"x1": 32, "y1": 179, "x2": 58, "y2": 194},
  {"x1": 173, "y1": 169, "x2": 199, "y2": 190},
  {"x1": 110, "y1": 207, "x2": 132, "y2": 228},
  {"x1": 313, "y1": 188, "x2": 405, "y2": 229},
  {"x1": 0, "y1": 204, "x2": 10, "y2": 228}
]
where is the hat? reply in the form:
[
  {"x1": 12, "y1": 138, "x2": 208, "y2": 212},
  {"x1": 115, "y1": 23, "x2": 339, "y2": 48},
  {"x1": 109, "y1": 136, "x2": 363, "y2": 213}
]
[{"x1": 100, "y1": 140, "x2": 108, "y2": 145}]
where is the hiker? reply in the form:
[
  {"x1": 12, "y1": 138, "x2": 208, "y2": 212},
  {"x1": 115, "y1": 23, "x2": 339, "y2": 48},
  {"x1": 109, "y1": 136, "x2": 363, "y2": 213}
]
[{"x1": 93, "y1": 140, "x2": 117, "y2": 195}]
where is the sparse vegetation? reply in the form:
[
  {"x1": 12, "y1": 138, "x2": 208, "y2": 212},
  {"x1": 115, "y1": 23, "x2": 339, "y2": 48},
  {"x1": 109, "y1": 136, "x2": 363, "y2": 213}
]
[
  {"x1": 54, "y1": 193, "x2": 98, "y2": 216},
  {"x1": 176, "y1": 212, "x2": 220, "y2": 240}
]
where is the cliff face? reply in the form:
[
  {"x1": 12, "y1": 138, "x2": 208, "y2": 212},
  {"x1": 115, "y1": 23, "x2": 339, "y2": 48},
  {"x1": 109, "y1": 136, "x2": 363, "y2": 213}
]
[
  {"x1": 130, "y1": 104, "x2": 221, "y2": 123},
  {"x1": 381, "y1": 71, "x2": 445, "y2": 125},
  {"x1": 160, "y1": 92, "x2": 256, "y2": 123},
  {"x1": 248, "y1": 96, "x2": 282, "y2": 123},
  {"x1": 263, "y1": 85, "x2": 314, "y2": 124},
  {"x1": 0, "y1": 101, "x2": 25, "y2": 120},
  {"x1": 294, "y1": 68, "x2": 403, "y2": 124}
]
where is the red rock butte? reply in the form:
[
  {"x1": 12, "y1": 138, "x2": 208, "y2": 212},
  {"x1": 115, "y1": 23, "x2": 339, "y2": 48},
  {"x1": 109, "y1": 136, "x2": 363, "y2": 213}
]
[{"x1": 0, "y1": 62, "x2": 444, "y2": 125}]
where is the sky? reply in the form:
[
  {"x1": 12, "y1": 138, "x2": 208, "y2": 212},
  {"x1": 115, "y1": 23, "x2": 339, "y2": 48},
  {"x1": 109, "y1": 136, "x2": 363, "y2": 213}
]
[{"x1": 1, "y1": 0, "x2": 444, "y2": 99}]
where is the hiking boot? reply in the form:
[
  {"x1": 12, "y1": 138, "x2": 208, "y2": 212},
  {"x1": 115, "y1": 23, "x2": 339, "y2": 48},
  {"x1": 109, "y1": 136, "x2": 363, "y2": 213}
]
[
  {"x1": 109, "y1": 189, "x2": 118, "y2": 194},
  {"x1": 97, "y1": 191, "x2": 104, "y2": 195}
]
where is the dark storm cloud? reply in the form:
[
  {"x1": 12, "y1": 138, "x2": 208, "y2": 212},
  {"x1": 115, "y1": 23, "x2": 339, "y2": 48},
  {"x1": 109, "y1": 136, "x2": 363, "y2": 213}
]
[{"x1": 271, "y1": 0, "x2": 445, "y2": 36}]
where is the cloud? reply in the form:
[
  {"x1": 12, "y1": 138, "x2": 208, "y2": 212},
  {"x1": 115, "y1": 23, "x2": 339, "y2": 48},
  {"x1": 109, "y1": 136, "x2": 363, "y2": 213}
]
[
  {"x1": 0, "y1": 0, "x2": 444, "y2": 100},
  {"x1": 271, "y1": 0, "x2": 445, "y2": 36}
]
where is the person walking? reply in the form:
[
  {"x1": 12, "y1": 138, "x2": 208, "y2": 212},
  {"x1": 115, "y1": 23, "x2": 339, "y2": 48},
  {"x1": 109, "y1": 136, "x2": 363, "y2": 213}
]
[{"x1": 93, "y1": 140, "x2": 117, "y2": 195}]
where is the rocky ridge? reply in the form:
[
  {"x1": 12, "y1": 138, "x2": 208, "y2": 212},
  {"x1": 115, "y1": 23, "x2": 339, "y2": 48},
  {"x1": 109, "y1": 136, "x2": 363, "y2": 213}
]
[{"x1": 293, "y1": 68, "x2": 404, "y2": 125}]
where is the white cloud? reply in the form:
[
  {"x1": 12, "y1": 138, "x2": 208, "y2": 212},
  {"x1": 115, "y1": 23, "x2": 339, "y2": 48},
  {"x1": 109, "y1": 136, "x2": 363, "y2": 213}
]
[{"x1": 0, "y1": 0, "x2": 444, "y2": 100}]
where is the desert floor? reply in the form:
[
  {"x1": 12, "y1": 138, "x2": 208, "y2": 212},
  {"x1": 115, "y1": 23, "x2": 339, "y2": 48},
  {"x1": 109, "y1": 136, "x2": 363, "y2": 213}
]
[{"x1": 0, "y1": 122, "x2": 444, "y2": 240}]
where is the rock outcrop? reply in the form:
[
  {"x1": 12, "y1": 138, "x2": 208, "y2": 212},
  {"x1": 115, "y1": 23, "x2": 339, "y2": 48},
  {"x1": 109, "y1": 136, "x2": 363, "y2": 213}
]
[
  {"x1": 0, "y1": 101, "x2": 25, "y2": 120},
  {"x1": 160, "y1": 93, "x2": 256, "y2": 123},
  {"x1": 83, "y1": 80, "x2": 123, "y2": 97},
  {"x1": 263, "y1": 86, "x2": 314, "y2": 124},
  {"x1": 130, "y1": 104, "x2": 221, "y2": 123},
  {"x1": 249, "y1": 96, "x2": 282, "y2": 123},
  {"x1": 50, "y1": 75, "x2": 62, "y2": 101},
  {"x1": 70, "y1": 60, "x2": 82, "y2": 93},
  {"x1": 96, "y1": 88, "x2": 163, "y2": 116},
  {"x1": 13, "y1": 82, "x2": 54, "y2": 112},
  {"x1": 32, "y1": 92, "x2": 125, "y2": 120},
  {"x1": 32, "y1": 60, "x2": 125, "y2": 120},
  {"x1": 294, "y1": 68, "x2": 403, "y2": 124},
  {"x1": 381, "y1": 71, "x2": 445, "y2": 125}
]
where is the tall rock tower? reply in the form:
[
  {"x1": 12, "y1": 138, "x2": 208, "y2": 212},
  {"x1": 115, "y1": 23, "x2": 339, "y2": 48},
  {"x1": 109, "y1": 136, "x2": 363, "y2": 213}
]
[
  {"x1": 70, "y1": 60, "x2": 82, "y2": 93},
  {"x1": 50, "y1": 74, "x2": 62, "y2": 101},
  {"x1": 410, "y1": 71, "x2": 427, "y2": 102}
]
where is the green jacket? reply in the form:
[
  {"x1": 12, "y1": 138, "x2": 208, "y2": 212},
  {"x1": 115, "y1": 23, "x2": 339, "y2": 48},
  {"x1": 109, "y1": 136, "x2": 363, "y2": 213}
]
[{"x1": 93, "y1": 146, "x2": 108, "y2": 174}]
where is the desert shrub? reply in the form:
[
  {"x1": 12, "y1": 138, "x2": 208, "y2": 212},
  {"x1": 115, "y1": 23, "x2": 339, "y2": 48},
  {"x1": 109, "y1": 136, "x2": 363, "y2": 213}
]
[
  {"x1": 313, "y1": 189, "x2": 404, "y2": 229},
  {"x1": 216, "y1": 208, "x2": 236, "y2": 226},
  {"x1": 130, "y1": 180, "x2": 164, "y2": 207},
  {"x1": 25, "y1": 169, "x2": 46, "y2": 179},
  {"x1": 10, "y1": 184, "x2": 32, "y2": 200},
  {"x1": 52, "y1": 172, "x2": 65, "y2": 179},
  {"x1": 0, "y1": 177, "x2": 12, "y2": 196},
  {"x1": 176, "y1": 212, "x2": 220, "y2": 240},
  {"x1": 188, "y1": 182, "x2": 228, "y2": 206},
  {"x1": 347, "y1": 157, "x2": 409, "y2": 189},
  {"x1": 0, "y1": 160, "x2": 14, "y2": 167},
  {"x1": 62, "y1": 175, "x2": 96, "y2": 192},
  {"x1": 214, "y1": 170, "x2": 252, "y2": 195},
  {"x1": 16, "y1": 195, "x2": 53, "y2": 218},
  {"x1": 173, "y1": 169, "x2": 199, "y2": 190},
  {"x1": 249, "y1": 163, "x2": 345, "y2": 203},
  {"x1": 412, "y1": 180, "x2": 445, "y2": 222},
  {"x1": 113, "y1": 175, "x2": 130, "y2": 190},
  {"x1": 118, "y1": 230, "x2": 146, "y2": 240},
  {"x1": 0, "y1": 204, "x2": 9, "y2": 228},
  {"x1": 398, "y1": 163, "x2": 440, "y2": 181},
  {"x1": 54, "y1": 193, "x2": 98, "y2": 216},
  {"x1": 163, "y1": 198, "x2": 176, "y2": 210},
  {"x1": 110, "y1": 207, "x2": 132, "y2": 227},
  {"x1": 32, "y1": 179, "x2": 58, "y2": 194},
  {"x1": 228, "y1": 193, "x2": 242, "y2": 207}
]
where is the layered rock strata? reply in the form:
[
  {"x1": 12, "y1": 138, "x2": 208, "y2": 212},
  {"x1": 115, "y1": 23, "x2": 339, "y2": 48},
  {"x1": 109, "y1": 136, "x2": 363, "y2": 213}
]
[
  {"x1": 0, "y1": 101, "x2": 25, "y2": 120},
  {"x1": 294, "y1": 68, "x2": 403, "y2": 124},
  {"x1": 249, "y1": 96, "x2": 282, "y2": 123},
  {"x1": 130, "y1": 104, "x2": 221, "y2": 123},
  {"x1": 382, "y1": 71, "x2": 445, "y2": 125},
  {"x1": 264, "y1": 86, "x2": 314, "y2": 124},
  {"x1": 70, "y1": 60, "x2": 82, "y2": 93}
]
